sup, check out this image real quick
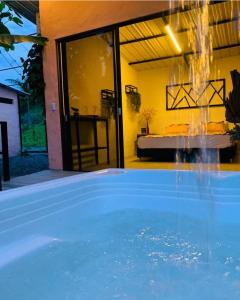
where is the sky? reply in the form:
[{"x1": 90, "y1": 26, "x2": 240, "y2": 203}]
[{"x1": 0, "y1": 10, "x2": 36, "y2": 89}]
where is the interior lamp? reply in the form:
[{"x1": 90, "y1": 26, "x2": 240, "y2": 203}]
[{"x1": 165, "y1": 24, "x2": 182, "y2": 53}]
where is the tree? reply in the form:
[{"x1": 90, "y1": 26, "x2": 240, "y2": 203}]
[
  {"x1": 0, "y1": 1, "x2": 47, "y2": 51},
  {"x1": 21, "y1": 43, "x2": 45, "y2": 105}
]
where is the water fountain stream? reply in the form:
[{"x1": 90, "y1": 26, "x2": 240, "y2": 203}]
[
  {"x1": 171, "y1": 0, "x2": 239, "y2": 266},
  {"x1": 170, "y1": 0, "x2": 217, "y2": 263}
]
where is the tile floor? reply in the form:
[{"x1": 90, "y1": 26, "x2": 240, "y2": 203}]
[
  {"x1": 125, "y1": 157, "x2": 240, "y2": 171},
  {"x1": 2, "y1": 170, "x2": 80, "y2": 190}
]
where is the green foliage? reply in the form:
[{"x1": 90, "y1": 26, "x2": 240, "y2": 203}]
[
  {"x1": 22, "y1": 122, "x2": 47, "y2": 150},
  {"x1": 0, "y1": 0, "x2": 48, "y2": 151},
  {"x1": 18, "y1": 44, "x2": 47, "y2": 150},
  {"x1": 0, "y1": 1, "x2": 47, "y2": 51},
  {"x1": 228, "y1": 124, "x2": 240, "y2": 140},
  {"x1": 128, "y1": 92, "x2": 141, "y2": 112},
  {"x1": 19, "y1": 98, "x2": 47, "y2": 150},
  {"x1": 21, "y1": 44, "x2": 45, "y2": 105}
]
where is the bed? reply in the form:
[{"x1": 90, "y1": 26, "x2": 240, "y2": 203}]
[{"x1": 137, "y1": 123, "x2": 236, "y2": 162}]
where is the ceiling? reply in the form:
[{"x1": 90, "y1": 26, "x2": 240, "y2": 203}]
[
  {"x1": 6, "y1": 0, "x2": 240, "y2": 71},
  {"x1": 120, "y1": 1, "x2": 240, "y2": 71}
]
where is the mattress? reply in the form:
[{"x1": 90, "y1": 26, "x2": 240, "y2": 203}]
[{"x1": 138, "y1": 134, "x2": 233, "y2": 149}]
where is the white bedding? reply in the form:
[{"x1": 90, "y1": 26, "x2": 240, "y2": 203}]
[{"x1": 138, "y1": 134, "x2": 233, "y2": 149}]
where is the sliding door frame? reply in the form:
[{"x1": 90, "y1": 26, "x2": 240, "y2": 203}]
[
  {"x1": 56, "y1": 40, "x2": 72, "y2": 170},
  {"x1": 56, "y1": 3, "x2": 210, "y2": 170},
  {"x1": 57, "y1": 26, "x2": 125, "y2": 170}
]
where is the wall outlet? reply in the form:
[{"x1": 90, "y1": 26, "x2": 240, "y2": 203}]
[{"x1": 50, "y1": 102, "x2": 56, "y2": 112}]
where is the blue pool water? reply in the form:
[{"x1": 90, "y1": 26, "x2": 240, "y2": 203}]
[{"x1": 0, "y1": 169, "x2": 240, "y2": 299}]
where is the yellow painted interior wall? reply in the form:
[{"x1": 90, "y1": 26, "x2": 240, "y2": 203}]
[
  {"x1": 121, "y1": 57, "x2": 140, "y2": 159},
  {"x1": 66, "y1": 34, "x2": 117, "y2": 166},
  {"x1": 138, "y1": 55, "x2": 240, "y2": 134},
  {"x1": 67, "y1": 35, "x2": 114, "y2": 115},
  {"x1": 121, "y1": 54, "x2": 240, "y2": 158}
]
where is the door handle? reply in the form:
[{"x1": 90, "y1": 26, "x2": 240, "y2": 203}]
[{"x1": 117, "y1": 107, "x2": 122, "y2": 116}]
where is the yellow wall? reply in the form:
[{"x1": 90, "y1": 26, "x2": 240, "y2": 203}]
[
  {"x1": 66, "y1": 35, "x2": 117, "y2": 166},
  {"x1": 121, "y1": 54, "x2": 240, "y2": 159},
  {"x1": 137, "y1": 54, "x2": 240, "y2": 135},
  {"x1": 121, "y1": 57, "x2": 141, "y2": 158},
  {"x1": 67, "y1": 35, "x2": 114, "y2": 115}
]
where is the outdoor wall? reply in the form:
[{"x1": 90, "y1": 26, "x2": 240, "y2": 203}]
[
  {"x1": 135, "y1": 54, "x2": 240, "y2": 135},
  {"x1": 39, "y1": 1, "x2": 170, "y2": 169},
  {"x1": 0, "y1": 87, "x2": 21, "y2": 157}
]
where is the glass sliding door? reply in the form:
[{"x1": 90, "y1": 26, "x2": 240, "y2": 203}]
[{"x1": 63, "y1": 31, "x2": 119, "y2": 171}]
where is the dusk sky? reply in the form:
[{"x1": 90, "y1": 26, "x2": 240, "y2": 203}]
[{"x1": 0, "y1": 11, "x2": 36, "y2": 89}]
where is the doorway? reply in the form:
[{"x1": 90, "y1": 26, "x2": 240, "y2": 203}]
[{"x1": 59, "y1": 30, "x2": 123, "y2": 171}]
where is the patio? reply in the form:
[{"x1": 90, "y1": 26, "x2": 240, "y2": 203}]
[{"x1": 2, "y1": 169, "x2": 80, "y2": 190}]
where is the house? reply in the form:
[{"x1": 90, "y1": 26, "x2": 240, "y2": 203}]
[
  {"x1": 10, "y1": 1, "x2": 240, "y2": 170},
  {"x1": 0, "y1": 83, "x2": 26, "y2": 156}
]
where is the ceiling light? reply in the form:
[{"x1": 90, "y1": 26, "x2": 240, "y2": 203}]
[{"x1": 165, "y1": 25, "x2": 182, "y2": 53}]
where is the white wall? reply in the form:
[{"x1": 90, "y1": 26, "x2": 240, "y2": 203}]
[{"x1": 0, "y1": 87, "x2": 21, "y2": 157}]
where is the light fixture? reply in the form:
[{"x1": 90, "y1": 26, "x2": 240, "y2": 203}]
[{"x1": 165, "y1": 25, "x2": 182, "y2": 53}]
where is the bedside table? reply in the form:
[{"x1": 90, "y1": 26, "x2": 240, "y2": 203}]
[{"x1": 135, "y1": 134, "x2": 148, "y2": 155}]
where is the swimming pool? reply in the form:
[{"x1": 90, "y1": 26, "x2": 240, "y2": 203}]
[{"x1": 0, "y1": 169, "x2": 239, "y2": 300}]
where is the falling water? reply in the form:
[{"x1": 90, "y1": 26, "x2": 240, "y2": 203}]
[
  {"x1": 187, "y1": 0, "x2": 215, "y2": 262},
  {"x1": 170, "y1": 0, "x2": 218, "y2": 262}
]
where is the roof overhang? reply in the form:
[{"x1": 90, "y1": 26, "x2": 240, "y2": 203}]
[
  {"x1": 6, "y1": 0, "x2": 39, "y2": 24},
  {"x1": 0, "y1": 83, "x2": 29, "y2": 96}
]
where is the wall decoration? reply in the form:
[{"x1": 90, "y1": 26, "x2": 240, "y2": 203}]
[
  {"x1": 101, "y1": 89, "x2": 115, "y2": 117},
  {"x1": 139, "y1": 107, "x2": 157, "y2": 135},
  {"x1": 166, "y1": 79, "x2": 225, "y2": 110},
  {"x1": 125, "y1": 85, "x2": 141, "y2": 112}
]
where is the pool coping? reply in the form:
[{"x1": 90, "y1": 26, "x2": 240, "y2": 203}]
[{"x1": 0, "y1": 168, "x2": 239, "y2": 200}]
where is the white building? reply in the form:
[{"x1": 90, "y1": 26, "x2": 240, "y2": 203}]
[{"x1": 0, "y1": 83, "x2": 26, "y2": 157}]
